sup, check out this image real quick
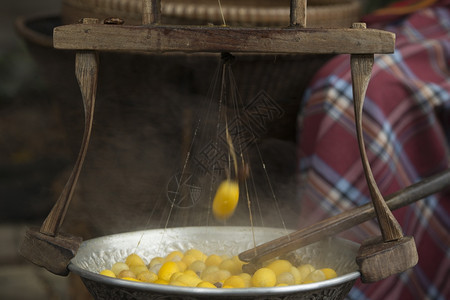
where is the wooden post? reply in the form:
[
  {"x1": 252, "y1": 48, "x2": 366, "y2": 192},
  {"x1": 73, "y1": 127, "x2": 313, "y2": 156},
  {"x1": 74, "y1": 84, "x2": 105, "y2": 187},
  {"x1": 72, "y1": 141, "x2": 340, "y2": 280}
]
[
  {"x1": 19, "y1": 17, "x2": 99, "y2": 276},
  {"x1": 290, "y1": 0, "x2": 307, "y2": 27},
  {"x1": 350, "y1": 22, "x2": 403, "y2": 242},
  {"x1": 142, "y1": 0, "x2": 161, "y2": 25},
  {"x1": 351, "y1": 22, "x2": 418, "y2": 283},
  {"x1": 40, "y1": 18, "x2": 99, "y2": 236}
]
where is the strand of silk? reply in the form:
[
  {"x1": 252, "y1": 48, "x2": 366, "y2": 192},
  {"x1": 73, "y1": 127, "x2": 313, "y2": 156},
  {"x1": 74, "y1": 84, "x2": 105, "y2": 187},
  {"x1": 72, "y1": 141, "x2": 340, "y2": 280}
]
[{"x1": 136, "y1": 56, "x2": 289, "y2": 256}]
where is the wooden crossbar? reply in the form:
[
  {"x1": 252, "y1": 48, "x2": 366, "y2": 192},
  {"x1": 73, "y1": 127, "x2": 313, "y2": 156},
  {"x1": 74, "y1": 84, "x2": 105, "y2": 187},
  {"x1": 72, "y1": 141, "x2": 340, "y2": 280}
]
[{"x1": 53, "y1": 23, "x2": 395, "y2": 54}]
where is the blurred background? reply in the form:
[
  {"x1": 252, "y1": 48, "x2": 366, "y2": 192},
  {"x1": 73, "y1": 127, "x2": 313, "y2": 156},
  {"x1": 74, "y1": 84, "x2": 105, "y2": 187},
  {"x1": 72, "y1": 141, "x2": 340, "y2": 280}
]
[{"x1": 0, "y1": 1, "x2": 72, "y2": 300}]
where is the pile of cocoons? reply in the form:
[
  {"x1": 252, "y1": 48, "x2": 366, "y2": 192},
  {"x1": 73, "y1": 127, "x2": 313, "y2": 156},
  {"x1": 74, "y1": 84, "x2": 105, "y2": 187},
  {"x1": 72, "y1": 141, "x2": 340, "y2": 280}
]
[{"x1": 99, "y1": 248, "x2": 338, "y2": 288}]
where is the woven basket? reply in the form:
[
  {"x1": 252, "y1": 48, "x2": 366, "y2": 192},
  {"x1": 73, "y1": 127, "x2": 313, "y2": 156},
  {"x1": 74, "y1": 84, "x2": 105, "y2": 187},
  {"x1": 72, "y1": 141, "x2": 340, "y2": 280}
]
[{"x1": 62, "y1": 0, "x2": 361, "y2": 27}]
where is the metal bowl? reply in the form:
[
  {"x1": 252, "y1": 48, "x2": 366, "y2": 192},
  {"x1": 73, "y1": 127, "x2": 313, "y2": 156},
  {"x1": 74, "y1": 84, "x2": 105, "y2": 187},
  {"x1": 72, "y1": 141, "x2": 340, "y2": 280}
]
[{"x1": 69, "y1": 226, "x2": 360, "y2": 299}]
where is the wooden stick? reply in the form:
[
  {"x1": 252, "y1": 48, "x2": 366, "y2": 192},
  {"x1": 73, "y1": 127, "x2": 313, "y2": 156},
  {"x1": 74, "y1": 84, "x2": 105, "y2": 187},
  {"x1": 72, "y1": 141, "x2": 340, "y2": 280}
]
[
  {"x1": 40, "y1": 18, "x2": 99, "y2": 236},
  {"x1": 53, "y1": 25, "x2": 395, "y2": 54},
  {"x1": 351, "y1": 22, "x2": 403, "y2": 242},
  {"x1": 290, "y1": 0, "x2": 307, "y2": 27},
  {"x1": 142, "y1": 0, "x2": 161, "y2": 25},
  {"x1": 239, "y1": 168, "x2": 450, "y2": 264}
]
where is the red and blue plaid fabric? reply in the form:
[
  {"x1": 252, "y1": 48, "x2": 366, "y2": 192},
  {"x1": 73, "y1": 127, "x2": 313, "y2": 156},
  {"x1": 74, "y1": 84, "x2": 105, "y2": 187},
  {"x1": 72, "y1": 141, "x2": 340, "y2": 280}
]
[{"x1": 296, "y1": 3, "x2": 450, "y2": 300}]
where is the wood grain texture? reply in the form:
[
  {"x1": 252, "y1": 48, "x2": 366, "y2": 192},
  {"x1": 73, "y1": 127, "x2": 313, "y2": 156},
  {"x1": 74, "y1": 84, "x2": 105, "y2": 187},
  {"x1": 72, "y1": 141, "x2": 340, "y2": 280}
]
[
  {"x1": 351, "y1": 55, "x2": 404, "y2": 242},
  {"x1": 142, "y1": 0, "x2": 161, "y2": 25},
  {"x1": 53, "y1": 24, "x2": 395, "y2": 54},
  {"x1": 290, "y1": 0, "x2": 307, "y2": 27},
  {"x1": 41, "y1": 20, "x2": 99, "y2": 236},
  {"x1": 356, "y1": 236, "x2": 418, "y2": 283},
  {"x1": 350, "y1": 22, "x2": 403, "y2": 243},
  {"x1": 19, "y1": 227, "x2": 82, "y2": 276},
  {"x1": 349, "y1": 25, "x2": 417, "y2": 282}
]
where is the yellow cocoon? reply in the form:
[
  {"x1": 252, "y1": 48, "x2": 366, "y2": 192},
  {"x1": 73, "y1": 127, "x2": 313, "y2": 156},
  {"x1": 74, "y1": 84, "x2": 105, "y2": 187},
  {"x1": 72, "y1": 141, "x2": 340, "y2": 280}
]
[{"x1": 212, "y1": 180, "x2": 239, "y2": 220}]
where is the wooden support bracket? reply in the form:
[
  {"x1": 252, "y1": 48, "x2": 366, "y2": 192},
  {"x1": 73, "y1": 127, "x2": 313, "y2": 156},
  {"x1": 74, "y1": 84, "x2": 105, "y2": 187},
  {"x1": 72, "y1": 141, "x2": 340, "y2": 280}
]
[
  {"x1": 19, "y1": 17, "x2": 99, "y2": 276},
  {"x1": 351, "y1": 23, "x2": 418, "y2": 283}
]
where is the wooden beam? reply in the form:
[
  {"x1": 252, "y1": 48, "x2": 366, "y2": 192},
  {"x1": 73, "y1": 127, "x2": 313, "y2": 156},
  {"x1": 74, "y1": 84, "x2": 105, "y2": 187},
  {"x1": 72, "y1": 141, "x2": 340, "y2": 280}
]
[{"x1": 53, "y1": 24, "x2": 395, "y2": 54}]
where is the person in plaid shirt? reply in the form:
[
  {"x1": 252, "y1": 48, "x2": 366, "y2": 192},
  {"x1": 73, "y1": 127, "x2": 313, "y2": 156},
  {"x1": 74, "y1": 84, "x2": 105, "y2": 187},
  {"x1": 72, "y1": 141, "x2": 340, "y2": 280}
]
[{"x1": 296, "y1": 1, "x2": 449, "y2": 299}]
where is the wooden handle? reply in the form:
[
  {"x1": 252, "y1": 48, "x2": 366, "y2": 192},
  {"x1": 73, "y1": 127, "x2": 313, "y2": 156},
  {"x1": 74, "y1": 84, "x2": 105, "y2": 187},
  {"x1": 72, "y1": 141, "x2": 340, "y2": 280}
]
[
  {"x1": 239, "y1": 168, "x2": 450, "y2": 263},
  {"x1": 40, "y1": 19, "x2": 99, "y2": 236},
  {"x1": 350, "y1": 23, "x2": 403, "y2": 242}
]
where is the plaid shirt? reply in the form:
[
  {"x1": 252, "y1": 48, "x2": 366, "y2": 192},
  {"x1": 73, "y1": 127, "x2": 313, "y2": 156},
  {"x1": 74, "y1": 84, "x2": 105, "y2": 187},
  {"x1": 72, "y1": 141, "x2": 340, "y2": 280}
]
[{"x1": 297, "y1": 3, "x2": 449, "y2": 300}]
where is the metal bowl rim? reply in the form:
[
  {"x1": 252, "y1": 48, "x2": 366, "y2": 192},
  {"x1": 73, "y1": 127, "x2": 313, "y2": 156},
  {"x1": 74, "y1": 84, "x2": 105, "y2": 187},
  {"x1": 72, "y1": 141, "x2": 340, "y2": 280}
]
[{"x1": 69, "y1": 226, "x2": 361, "y2": 296}]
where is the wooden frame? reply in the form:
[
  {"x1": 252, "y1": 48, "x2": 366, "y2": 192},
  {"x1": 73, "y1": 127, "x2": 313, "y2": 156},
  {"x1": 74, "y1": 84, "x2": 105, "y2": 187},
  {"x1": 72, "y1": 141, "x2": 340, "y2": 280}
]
[{"x1": 21, "y1": 0, "x2": 410, "y2": 279}]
